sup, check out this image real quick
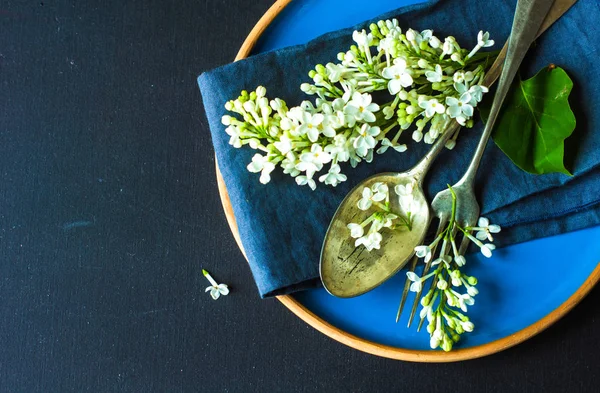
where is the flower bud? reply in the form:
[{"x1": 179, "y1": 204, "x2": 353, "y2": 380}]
[
  {"x1": 467, "y1": 286, "x2": 479, "y2": 297},
  {"x1": 461, "y1": 321, "x2": 474, "y2": 332},
  {"x1": 300, "y1": 83, "x2": 312, "y2": 93},
  {"x1": 416, "y1": 59, "x2": 429, "y2": 69},
  {"x1": 467, "y1": 276, "x2": 478, "y2": 286},
  {"x1": 243, "y1": 101, "x2": 256, "y2": 113},
  {"x1": 255, "y1": 86, "x2": 266, "y2": 98},
  {"x1": 430, "y1": 335, "x2": 442, "y2": 349},
  {"x1": 437, "y1": 279, "x2": 448, "y2": 290},
  {"x1": 315, "y1": 64, "x2": 326, "y2": 75},
  {"x1": 257, "y1": 97, "x2": 269, "y2": 109},
  {"x1": 221, "y1": 115, "x2": 232, "y2": 125},
  {"x1": 224, "y1": 101, "x2": 234, "y2": 111},
  {"x1": 445, "y1": 139, "x2": 456, "y2": 150},
  {"x1": 441, "y1": 336, "x2": 453, "y2": 352}
]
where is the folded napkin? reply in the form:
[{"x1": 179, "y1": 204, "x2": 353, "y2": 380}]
[{"x1": 199, "y1": 0, "x2": 600, "y2": 298}]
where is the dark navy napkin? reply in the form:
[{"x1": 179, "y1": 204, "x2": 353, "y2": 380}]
[{"x1": 199, "y1": 0, "x2": 600, "y2": 297}]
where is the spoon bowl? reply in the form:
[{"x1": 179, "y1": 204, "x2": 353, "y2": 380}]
[{"x1": 320, "y1": 172, "x2": 430, "y2": 297}]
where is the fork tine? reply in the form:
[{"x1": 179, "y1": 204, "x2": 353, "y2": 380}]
[
  {"x1": 396, "y1": 254, "x2": 419, "y2": 323},
  {"x1": 458, "y1": 229, "x2": 471, "y2": 255},
  {"x1": 407, "y1": 217, "x2": 447, "y2": 327},
  {"x1": 416, "y1": 274, "x2": 439, "y2": 332}
]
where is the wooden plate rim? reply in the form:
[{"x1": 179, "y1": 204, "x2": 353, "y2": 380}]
[{"x1": 214, "y1": 0, "x2": 600, "y2": 362}]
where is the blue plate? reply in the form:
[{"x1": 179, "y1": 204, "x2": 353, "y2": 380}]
[{"x1": 244, "y1": 0, "x2": 600, "y2": 358}]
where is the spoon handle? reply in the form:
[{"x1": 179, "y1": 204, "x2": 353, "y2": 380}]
[
  {"x1": 408, "y1": 121, "x2": 459, "y2": 185},
  {"x1": 457, "y1": 0, "x2": 556, "y2": 188}
]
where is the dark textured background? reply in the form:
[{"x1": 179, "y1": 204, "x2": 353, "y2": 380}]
[{"x1": 0, "y1": 0, "x2": 599, "y2": 392}]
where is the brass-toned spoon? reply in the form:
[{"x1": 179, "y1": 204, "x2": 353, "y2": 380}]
[{"x1": 320, "y1": 122, "x2": 458, "y2": 298}]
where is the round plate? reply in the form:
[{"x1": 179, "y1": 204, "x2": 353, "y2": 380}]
[{"x1": 216, "y1": 0, "x2": 600, "y2": 362}]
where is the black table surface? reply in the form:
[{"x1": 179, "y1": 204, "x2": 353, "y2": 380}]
[{"x1": 1, "y1": 0, "x2": 599, "y2": 391}]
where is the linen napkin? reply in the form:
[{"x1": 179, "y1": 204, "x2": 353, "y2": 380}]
[{"x1": 198, "y1": 0, "x2": 600, "y2": 298}]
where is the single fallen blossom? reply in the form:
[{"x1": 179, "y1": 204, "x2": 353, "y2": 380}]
[{"x1": 203, "y1": 269, "x2": 229, "y2": 300}]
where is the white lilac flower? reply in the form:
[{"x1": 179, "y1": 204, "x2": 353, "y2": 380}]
[
  {"x1": 429, "y1": 35, "x2": 441, "y2": 48},
  {"x1": 295, "y1": 173, "x2": 317, "y2": 190},
  {"x1": 382, "y1": 58, "x2": 414, "y2": 94},
  {"x1": 407, "y1": 271, "x2": 423, "y2": 292},
  {"x1": 326, "y1": 63, "x2": 346, "y2": 83},
  {"x1": 325, "y1": 134, "x2": 350, "y2": 162},
  {"x1": 421, "y1": 29, "x2": 433, "y2": 41},
  {"x1": 346, "y1": 92, "x2": 380, "y2": 123},
  {"x1": 454, "y1": 81, "x2": 468, "y2": 95},
  {"x1": 355, "y1": 232, "x2": 383, "y2": 251},
  {"x1": 431, "y1": 255, "x2": 452, "y2": 268},
  {"x1": 203, "y1": 269, "x2": 229, "y2": 300},
  {"x1": 296, "y1": 144, "x2": 332, "y2": 173},
  {"x1": 318, "y1": 164, "x2": 347, "y2": 186},
  {"x1": 395, "y1": 180, "x2": 417, "y2": 212},
  {"x1": 405, "y1": 28, "x2": 423, "y2": 46},
  {"x1": 353, "y1": 124, "x2": 380, "y2": 157},
  {"x1": 453, "y1": 71, "x2": 465, "y2": 84},
  {"x1": 357, "y1": 183, "x2": 388, "y2": 211},
  {"x1": 225, "y1": 126, "x2": 242, "y2": 148},
  {"x1": 381, "y1": 213, "x2": 398, "y2": 228},
  {"x1": 474, "y1": 217, "x2": 502, "y2": 241},
  {"x1": 281, "y1": 152, "x2": 300, "y2": 177},
  {"x1": 352, "y1": 29, "x2": 370, "y2": 47},
  {"x1": 347, "y1": 223, "x2": 364, "y2": 238},
  {"x1": 332, "y1": 98, "x2": 357, "y2": 128},
  {"x1": 481, "y1": 243, "x2": 496, "y2": 258},
  {"x1": 358, "y1": 187, "x2": 375, "y2": 210},
  {"x1": 318, "y1": 114, "x2": 339, "y2": 138},
  {"x1": 247, "y1": 154, "x2": 276, "y2": 184},
  {"x1": 274, "y1": 134, "x2": 293, "y2": 154},
  {"x1": 442, "y1": 37, "x2": 455, "y2": 55},
  {"x1": 371, "y1": 182, "x2": 388, "y2": 201},
  {"x1": 477, "y1": 31, "x2": 494, "y2": 47},
  {"x1": 298, "y1": 112, "x2": 325, "y2": 142},
  {"x1": 414, "y1": 245, "x2": 432, "y2": 262},
  {"x1": 419, "y1": 98, "x2": 445, "y2": 118},
  {"x1": 425, "y1": 64, "x2": 444, "y2": 83},
  {"x1": 468, "y1": 85, "x2": 489, "y2": 103},
  {"x1": 376, "y1": 137, "x2": 407, "y2": 154},
  {"x1": 464, "y1": 230, "x2": 496, "y2": 257},
  {"x1": 446, "y1": 93, "x2": 474, "y2": 119}
]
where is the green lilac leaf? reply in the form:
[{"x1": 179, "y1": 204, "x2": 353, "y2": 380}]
[{"x1": 480, "y1": 66, "x2": 576, "y2": 175}]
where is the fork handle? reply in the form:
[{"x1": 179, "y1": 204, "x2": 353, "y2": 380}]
[{"x1": 457, "y1": 0, "x2": 556, "y2": 188}]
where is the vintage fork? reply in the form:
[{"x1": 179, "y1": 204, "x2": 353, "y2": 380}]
[{"x1": 396, "y1": 0, "x2": 558, "y2": 327}]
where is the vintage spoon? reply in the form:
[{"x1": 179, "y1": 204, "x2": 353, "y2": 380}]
[{"x1": 320, "y1": 0, "x2": 577, "y2": 298}]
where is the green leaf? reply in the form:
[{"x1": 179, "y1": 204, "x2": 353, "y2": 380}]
[{"x1": 480, "y1": 66, "x2": 576, "y2": 175}]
